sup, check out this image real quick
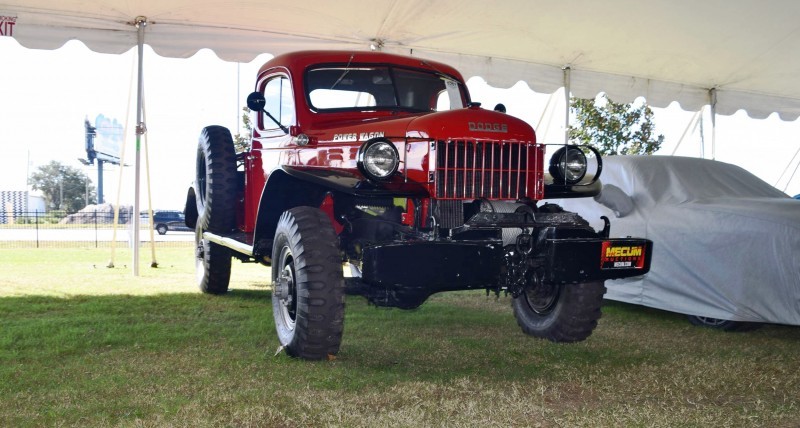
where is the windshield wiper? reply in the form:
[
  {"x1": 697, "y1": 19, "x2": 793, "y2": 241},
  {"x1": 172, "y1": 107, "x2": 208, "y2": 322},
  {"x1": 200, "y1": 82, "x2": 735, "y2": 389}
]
[{"x1": 330, "y1": 53, "x2": 355, "y2": 91}]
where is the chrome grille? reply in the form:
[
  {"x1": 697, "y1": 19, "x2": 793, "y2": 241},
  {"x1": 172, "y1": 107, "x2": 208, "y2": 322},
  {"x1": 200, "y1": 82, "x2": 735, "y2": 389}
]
[{"x1": 435, "y1": 140, "x2": 532, "y2": 200}]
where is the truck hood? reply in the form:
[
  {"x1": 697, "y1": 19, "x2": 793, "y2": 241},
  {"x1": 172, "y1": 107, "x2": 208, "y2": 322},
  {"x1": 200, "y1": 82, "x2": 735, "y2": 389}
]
[
  {"x1": 312, "y1": 106, "x2": 535, "y2": 143},
  {"x1": 406, "y1": 105, "x2": 535, "y2": 142}
]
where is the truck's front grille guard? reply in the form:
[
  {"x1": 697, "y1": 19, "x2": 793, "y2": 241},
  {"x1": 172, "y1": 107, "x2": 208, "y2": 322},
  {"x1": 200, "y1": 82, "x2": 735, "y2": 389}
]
[{"x1": 435, "y1": 139, "x2": 535, "y2": 200}]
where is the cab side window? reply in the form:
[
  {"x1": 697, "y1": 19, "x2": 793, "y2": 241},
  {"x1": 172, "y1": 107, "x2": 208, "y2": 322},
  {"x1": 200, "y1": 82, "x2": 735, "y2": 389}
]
[{"x1": 262, "y1": 76, "x2": 295, "y2": 132}]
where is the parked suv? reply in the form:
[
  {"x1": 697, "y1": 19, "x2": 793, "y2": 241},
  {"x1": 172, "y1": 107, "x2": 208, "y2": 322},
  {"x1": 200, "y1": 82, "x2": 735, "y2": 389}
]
[
  {"x1": 185, "y1": 50, "x2": 653, "y2": 360},
  {"x1": 141, "y1": 210, "x2": 190, "y2": 235}
]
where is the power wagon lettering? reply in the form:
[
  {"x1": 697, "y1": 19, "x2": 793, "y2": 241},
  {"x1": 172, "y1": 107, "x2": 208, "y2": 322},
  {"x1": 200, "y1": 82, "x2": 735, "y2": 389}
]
[{"x1": 332, "y1": 131, "x2": 385, "y2": 142}]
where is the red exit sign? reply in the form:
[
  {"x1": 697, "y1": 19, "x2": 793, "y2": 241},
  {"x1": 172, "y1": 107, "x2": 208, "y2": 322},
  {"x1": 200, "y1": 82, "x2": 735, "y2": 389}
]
[{"x1": 0, "y1": 16, "x2": 16, "y2": 37}]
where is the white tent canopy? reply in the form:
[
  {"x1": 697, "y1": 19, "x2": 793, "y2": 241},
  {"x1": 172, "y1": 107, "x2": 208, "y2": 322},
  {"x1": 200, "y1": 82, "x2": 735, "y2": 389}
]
[{"x1": 3, "y1": 0, "x2": 800, "y2": 120}]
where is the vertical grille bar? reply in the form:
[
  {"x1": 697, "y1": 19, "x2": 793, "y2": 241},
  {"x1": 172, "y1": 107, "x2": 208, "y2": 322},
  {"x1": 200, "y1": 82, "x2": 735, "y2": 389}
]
[
  {"x1": 463, "y1": 140, "x2": 468, "y2": 199},
  {"x1": 444, "y1": 141, "x2": 450, "y2": 198},
  {"x1": 498, "y1": 142, "x2": 504, "y2": 199},
  {"x1": 481, "y1": 142, "x2": 486, "y2": 196},
  {"x1": 516, "y1": 144, "x2": 528, "y2": 198},
  {"x1": 490, "y1": 144, "x2": 495, "y2": 199}
]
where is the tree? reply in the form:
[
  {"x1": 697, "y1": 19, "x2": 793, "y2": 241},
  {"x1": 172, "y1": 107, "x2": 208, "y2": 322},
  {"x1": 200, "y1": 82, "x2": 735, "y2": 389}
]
[
  {"x1": 233, "y1": 106, "x2": 253, "y2": 153},
  {"x1": 568, "y1": 94, "x2": 664, "y2": 156},
  {"x1": 29, "y1": 161, "x2": 96, "y2": 212}
]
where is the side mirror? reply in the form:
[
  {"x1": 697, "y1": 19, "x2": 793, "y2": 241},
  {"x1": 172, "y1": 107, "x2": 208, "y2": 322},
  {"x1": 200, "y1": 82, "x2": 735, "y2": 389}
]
[{"x1": 246, "y1": 92, "x2": 266, "y2": 111}]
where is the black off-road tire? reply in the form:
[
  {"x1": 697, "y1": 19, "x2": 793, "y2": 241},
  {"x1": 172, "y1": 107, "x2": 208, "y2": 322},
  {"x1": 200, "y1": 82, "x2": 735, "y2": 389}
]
[
  {"x1": 184, "y1": 188, "x2": 198, "y2": 230},
  {"x1": 195, "y1": 126, "x2": 237, "y2": 234},
  {"x1": 686, "y1": 315, "x2": 762, "y2": 332},
  {"x1": 272, "y1": 207, "x2": 345, "y2": 360},
  {"x1": 512, "y1": 281, "x2": 606, "y2": 342},
  {"x1": 194, "y1": 126, "x2": 236, "y2": 294},
  {"x1": 156, "y1": 224, "x2": 168, "y2": 235},
  {"x1": 195, "y1": 226, "x2": 232, "y2": 294}
]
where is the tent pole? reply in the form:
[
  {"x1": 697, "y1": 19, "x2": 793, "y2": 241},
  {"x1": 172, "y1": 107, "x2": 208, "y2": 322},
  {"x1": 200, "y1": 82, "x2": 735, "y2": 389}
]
[
  {"x1": 535, "y1": 91, "x2": 558, "y2": 144},
  {"x1": 563, "y1": 66, "x2": 571, "y2": 146},
  {"x1": 670, "y1": 110, "x2": 702, "y2": 156},
  {"x1": 133, "y1": 16, "x2": 147, "y2": 277},
  {"x1": 709, "y1": 88, "x2": 717, "y2": 160},
  {"x1": 775, "y1": 144, "x2": 800, "y2": 190}
]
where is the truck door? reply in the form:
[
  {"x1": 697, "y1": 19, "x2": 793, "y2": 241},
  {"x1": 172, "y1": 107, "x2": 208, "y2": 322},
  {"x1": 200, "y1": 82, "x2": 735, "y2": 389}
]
[{"x1": 246, "y1": 73, "x2": 296, "y2": 230}]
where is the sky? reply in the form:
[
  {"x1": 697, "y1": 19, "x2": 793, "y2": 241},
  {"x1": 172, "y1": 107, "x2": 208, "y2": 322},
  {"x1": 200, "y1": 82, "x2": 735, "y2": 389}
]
[{"x1": 1, "y1": 36, "x2": 799, "y2": 211}]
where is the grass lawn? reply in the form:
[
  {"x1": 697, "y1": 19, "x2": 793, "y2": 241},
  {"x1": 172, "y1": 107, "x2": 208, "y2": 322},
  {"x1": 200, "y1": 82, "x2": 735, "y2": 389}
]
[{"x1": 2, "y1": 247, "x2": 800, "y2": 427}]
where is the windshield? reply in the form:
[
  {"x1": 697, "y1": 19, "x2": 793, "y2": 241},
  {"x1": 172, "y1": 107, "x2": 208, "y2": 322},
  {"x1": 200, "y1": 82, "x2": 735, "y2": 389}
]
[{"x1": 306, "y1": 66, "x2": 467, "y2": 112}]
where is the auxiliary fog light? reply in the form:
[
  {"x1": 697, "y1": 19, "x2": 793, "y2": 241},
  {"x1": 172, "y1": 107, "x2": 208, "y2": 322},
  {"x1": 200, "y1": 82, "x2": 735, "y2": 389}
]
[{"x1": 549, "y1": 145, "x2": 588, "y2": 184}]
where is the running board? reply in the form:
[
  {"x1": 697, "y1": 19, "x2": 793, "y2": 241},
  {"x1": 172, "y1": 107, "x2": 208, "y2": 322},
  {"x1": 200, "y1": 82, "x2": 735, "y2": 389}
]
[{"x1": 203, "y1": 231, "x2": 254, "y2": 257}]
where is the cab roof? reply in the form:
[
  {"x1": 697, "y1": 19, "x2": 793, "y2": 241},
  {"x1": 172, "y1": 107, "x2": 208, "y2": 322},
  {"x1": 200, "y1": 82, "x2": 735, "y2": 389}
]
[{"x1": 257, "y1": 50, "x2": 465, "y2": 83}]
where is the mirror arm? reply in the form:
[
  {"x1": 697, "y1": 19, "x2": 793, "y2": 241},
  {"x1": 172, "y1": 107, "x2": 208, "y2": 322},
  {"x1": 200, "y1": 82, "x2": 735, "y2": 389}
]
[{"x1": 247, "y1": 91, "x2": 289, "y2": 135}]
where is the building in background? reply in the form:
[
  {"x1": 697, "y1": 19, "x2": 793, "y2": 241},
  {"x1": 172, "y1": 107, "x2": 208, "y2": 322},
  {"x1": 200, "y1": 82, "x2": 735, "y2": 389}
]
[{"x1": 0, "y1": 190, "x2": 46, "y2": 224}]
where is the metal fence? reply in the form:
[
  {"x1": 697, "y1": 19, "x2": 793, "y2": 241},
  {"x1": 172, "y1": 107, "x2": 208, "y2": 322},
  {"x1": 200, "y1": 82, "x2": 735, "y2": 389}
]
[{"x1": 0, "y1": 210, "x2": 193, "y2": 248}]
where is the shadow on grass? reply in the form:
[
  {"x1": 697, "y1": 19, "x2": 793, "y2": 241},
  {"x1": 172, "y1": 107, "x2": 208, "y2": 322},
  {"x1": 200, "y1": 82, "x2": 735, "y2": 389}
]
[
  {"x1": 4, "y1": 289, "x2": 800, "y2": 428},
  {"x1": 3, "y1": 289, "x2": 800, "y2": 396},
  {"x1": 223, "y1": 288, "x2": 271, "y2": 301}
]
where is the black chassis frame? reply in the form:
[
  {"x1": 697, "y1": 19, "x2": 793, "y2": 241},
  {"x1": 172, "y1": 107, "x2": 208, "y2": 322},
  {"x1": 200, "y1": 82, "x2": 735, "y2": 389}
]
[
  {"x1": 344, "y1": 206, "x2": 653, "y2": 309},
  {"x1": 189, "y1": 164, "x2": 652, "y2": 310}
]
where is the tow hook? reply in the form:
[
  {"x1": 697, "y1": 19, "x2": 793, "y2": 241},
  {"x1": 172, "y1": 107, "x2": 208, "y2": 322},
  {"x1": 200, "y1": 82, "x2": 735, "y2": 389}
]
[
  {"x1": 599, "y1": 216, "x2": 611, "y2": 238},
  {"x1": 515, "y1": 229, "x2": 534, "y2": 255},
  {"x1": 495, "y1": 228, "x2": 535, "y2": 298}
]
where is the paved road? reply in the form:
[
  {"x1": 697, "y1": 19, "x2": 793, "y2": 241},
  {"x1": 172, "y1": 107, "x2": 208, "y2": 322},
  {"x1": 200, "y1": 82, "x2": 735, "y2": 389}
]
[{"x1": 0, "y1": 227, "x2": 194, "y2": 242}]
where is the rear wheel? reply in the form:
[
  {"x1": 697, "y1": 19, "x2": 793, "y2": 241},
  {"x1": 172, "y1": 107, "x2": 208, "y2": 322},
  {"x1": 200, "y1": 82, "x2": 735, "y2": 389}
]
[
  {"x1": 156, "y1": 224, "x2": 168, "y2": 235},
  {"x1": 195, "y1": 126, "x2": 237, "y2": 233},
  {"x1": 272, "y1": 207, "x2": 345, "y2": 360},
  {"x1": 513, "y1": 281, "x2": 606, "y2": 342},
  {"x1": 194, "y1": 126, "x2": 236, "y2": 294},
  {"x1": 686, "y1": 315, "x2": 761, "y2": 332},
  {"x1": 195, "y1": 226, "x2": 232, "y2": 294}
]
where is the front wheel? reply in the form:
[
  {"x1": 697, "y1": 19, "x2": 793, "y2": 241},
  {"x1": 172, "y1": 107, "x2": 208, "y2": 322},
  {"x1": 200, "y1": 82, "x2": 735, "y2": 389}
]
[
  {"x1": 272, "y1": 207, "x2": 345, "y2": 360},
  {"x1": 512, "y1": 281, "x2": 606, "y2": 342},
  {"x1": 686, "y1": 315, "x2": 761, "y2": 332}
]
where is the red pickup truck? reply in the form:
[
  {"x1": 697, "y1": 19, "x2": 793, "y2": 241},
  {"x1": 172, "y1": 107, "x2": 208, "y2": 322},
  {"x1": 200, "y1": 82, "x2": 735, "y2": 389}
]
[{"x1": 185, "y1": 50, "x2": 652, "y2": 360}]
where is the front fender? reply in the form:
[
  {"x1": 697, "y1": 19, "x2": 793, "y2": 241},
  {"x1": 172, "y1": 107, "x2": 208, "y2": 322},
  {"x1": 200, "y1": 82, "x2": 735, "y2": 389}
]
[
  {"x1": 251, "y1": 166, "x2": 429, "y2": 259},
  {"x1": 282, "y1": 166, "x2": 429, "y2": 197},
  {"x1": 251, "y1": 170, "x2": 328, "y2": 259}
]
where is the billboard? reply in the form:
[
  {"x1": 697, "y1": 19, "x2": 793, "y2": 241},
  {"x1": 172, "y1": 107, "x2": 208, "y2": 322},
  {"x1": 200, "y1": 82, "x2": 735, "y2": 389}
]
[{"x1": 85, "y1": 114, "x2": 124, "y2": 163}]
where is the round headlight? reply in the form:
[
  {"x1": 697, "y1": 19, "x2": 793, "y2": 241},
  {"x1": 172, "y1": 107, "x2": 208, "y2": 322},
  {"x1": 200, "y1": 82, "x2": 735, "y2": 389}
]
[
  {"x1": 549, "y1": 145, "x2": 588, "y2": 184},
  {"x1": 358, "y1": 139, "x2": 399, "y2": 181}
]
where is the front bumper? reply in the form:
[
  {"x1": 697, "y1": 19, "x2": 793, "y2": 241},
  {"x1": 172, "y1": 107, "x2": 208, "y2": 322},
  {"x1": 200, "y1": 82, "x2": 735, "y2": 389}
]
[
  {"x1": 544, "y1": 238, "x2": 653, "y2": 282},
  {"x1": 357, "y1": 237, "x2": 652, "y2": 307}
]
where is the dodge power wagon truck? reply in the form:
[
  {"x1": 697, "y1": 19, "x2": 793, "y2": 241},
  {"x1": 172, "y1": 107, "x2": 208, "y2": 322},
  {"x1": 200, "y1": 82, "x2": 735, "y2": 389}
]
[{"x1": 185, "y1": 50, "x2": 653, "y2": 360}]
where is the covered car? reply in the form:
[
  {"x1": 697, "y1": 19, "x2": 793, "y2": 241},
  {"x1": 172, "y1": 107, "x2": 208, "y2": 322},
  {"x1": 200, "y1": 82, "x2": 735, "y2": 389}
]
[{"x1": 555, "y1": 155, "x2": 800, "y2": 329}]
